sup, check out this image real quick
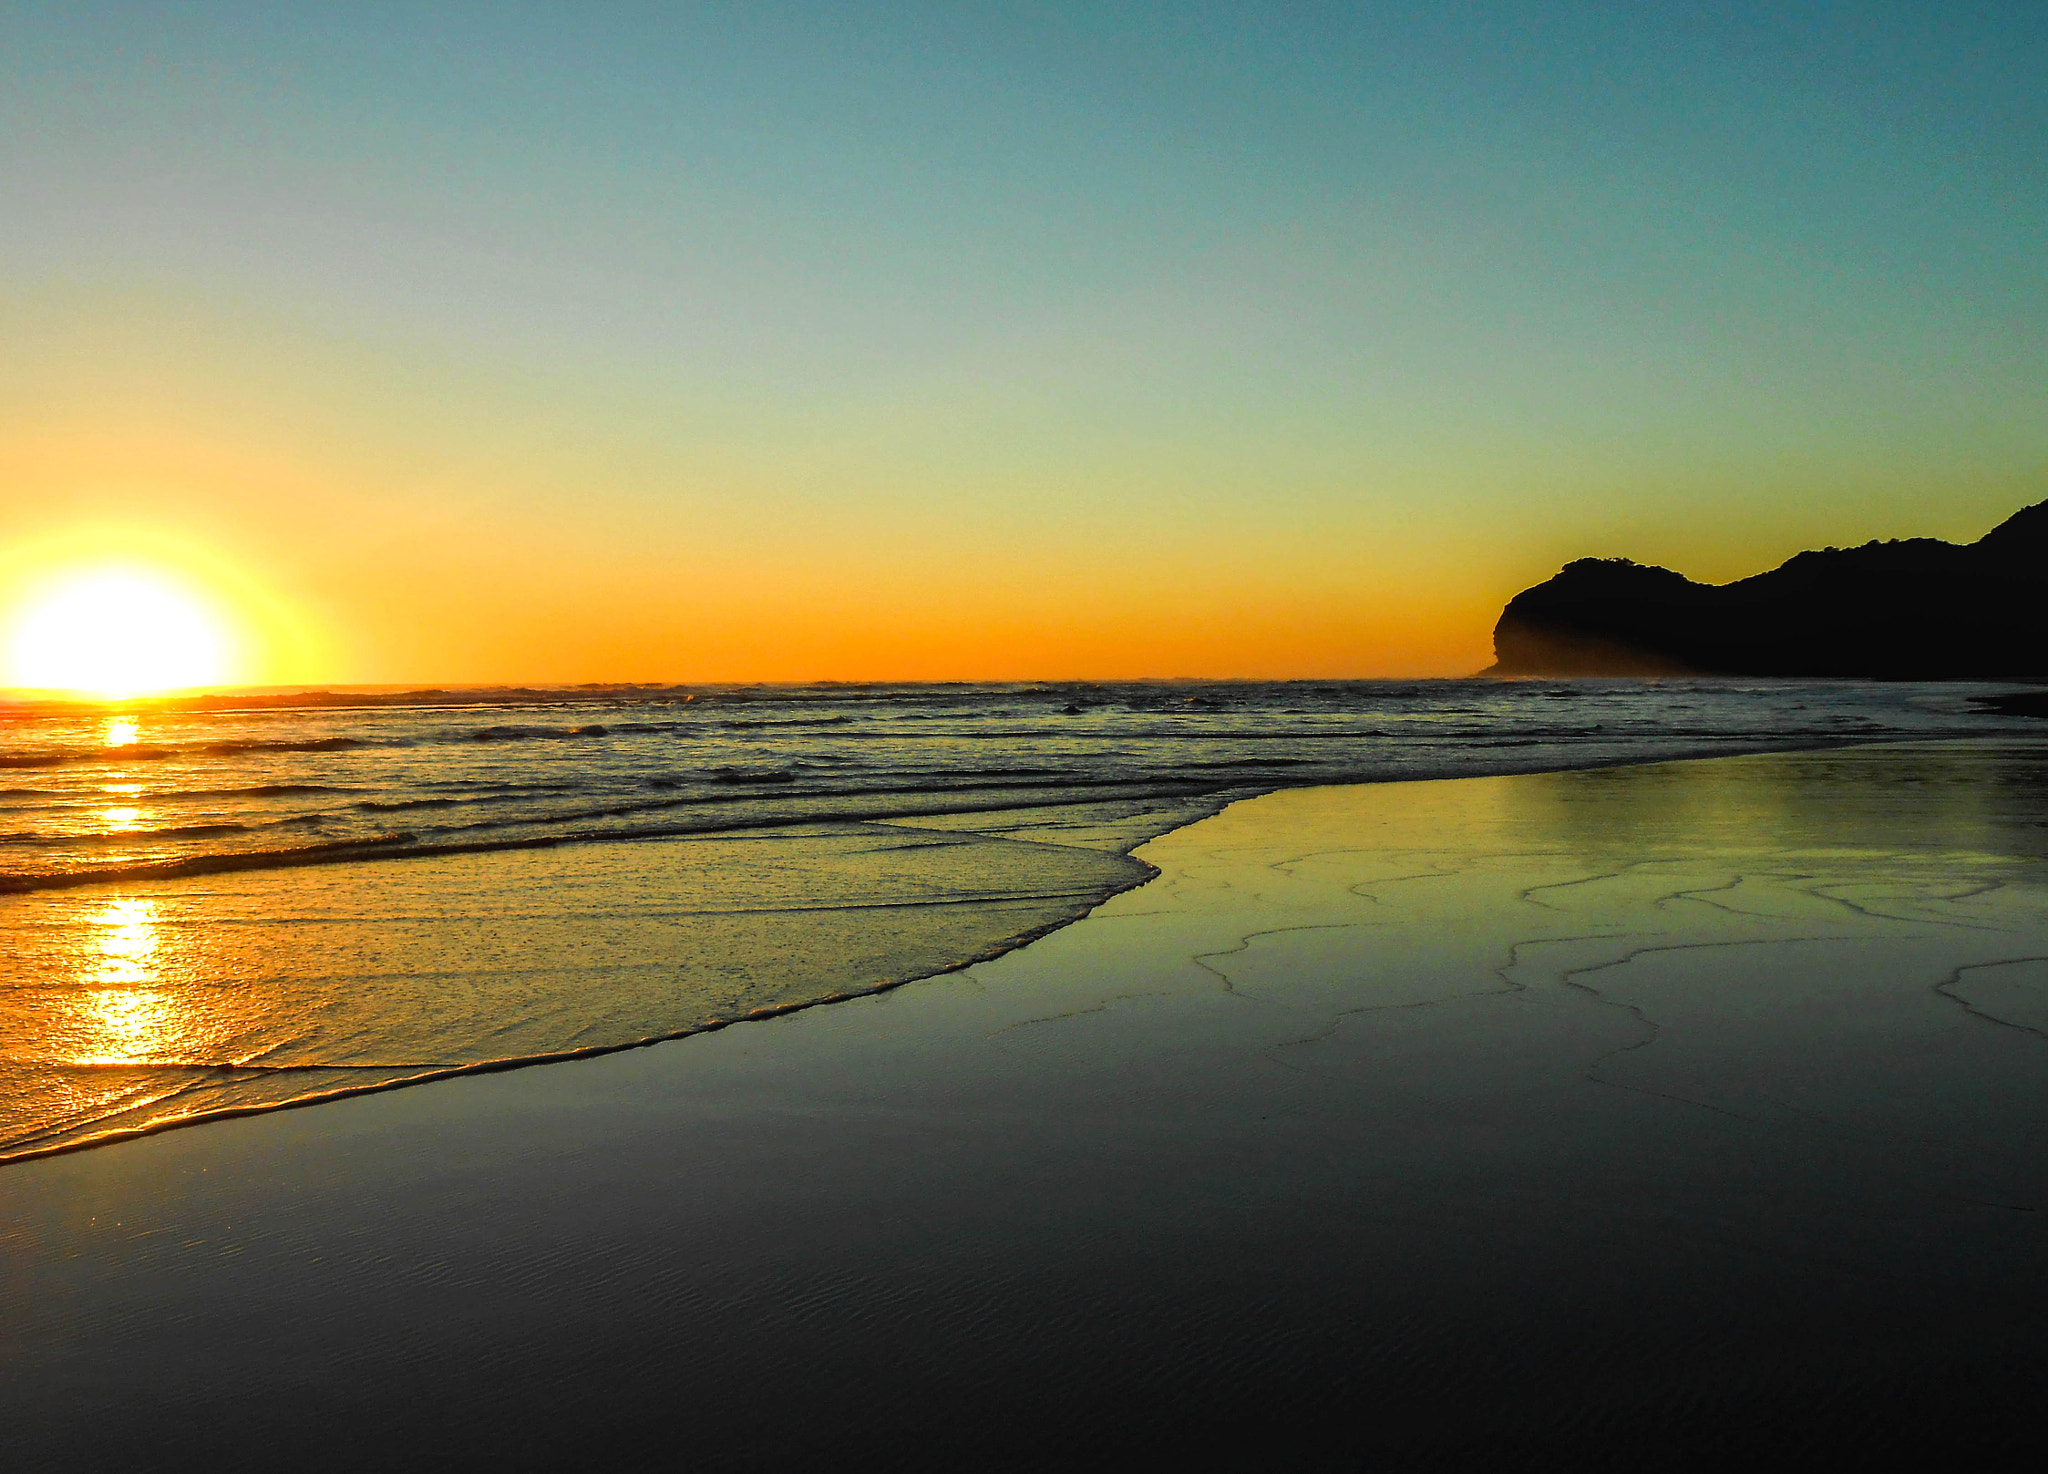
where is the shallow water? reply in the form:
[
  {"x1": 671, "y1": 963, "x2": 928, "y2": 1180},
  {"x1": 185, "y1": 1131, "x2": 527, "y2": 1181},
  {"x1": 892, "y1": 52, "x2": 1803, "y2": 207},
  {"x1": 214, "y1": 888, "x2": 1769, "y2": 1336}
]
[
  {"x1": 0, "y1": 678, "x2": 2035, "y2": 1158},
  {"x1": 0, "y1": 811, "x2": 1179, "y2": 1157}
]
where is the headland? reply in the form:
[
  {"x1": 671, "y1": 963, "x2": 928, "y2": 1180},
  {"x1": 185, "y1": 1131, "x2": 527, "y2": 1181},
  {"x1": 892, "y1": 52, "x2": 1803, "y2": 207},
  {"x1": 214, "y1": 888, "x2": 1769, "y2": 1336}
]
[{"x1": 1489, "y1": 499, "x2": 2048, "y2": 678}]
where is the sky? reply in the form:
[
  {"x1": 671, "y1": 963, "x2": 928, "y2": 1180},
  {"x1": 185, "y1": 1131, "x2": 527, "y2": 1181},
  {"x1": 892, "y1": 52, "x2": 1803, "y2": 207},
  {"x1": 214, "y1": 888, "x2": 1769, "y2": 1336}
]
[{"x1": 2, "y1": 1, "x2": 2043, "y2": 684}]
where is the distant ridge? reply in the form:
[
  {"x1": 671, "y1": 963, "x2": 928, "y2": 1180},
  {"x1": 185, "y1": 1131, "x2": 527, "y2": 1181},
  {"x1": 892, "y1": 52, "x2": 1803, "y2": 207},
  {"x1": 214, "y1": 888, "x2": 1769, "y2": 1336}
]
[{"x1": 1485, "y1": 500, "x2": 2048, "y2": 679}]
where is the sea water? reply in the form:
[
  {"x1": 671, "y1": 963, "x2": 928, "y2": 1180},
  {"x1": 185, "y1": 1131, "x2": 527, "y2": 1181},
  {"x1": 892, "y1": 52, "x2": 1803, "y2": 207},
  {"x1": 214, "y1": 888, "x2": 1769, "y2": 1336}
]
[{"x1": 0, "y1": 678, "x2": 2032, "y2": 1157}]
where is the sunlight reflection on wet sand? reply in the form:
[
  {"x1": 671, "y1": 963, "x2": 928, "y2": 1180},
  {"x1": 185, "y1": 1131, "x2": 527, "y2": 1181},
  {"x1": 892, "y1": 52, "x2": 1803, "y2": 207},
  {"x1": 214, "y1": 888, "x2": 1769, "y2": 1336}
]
[{"x1": 0, "y1": 809, "x2": 1166, "y2": 1158}]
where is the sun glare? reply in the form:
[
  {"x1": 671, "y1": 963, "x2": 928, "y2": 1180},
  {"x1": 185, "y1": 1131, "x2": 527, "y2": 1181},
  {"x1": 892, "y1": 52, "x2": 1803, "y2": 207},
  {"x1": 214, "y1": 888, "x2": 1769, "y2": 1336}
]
[{"x1": 7, "y1": 570, "x2": 233, "y2": 697}]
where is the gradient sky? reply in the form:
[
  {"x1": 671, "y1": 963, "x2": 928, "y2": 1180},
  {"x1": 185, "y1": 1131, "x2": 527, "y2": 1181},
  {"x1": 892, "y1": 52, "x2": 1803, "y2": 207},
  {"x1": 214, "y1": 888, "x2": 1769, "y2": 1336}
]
[{"x1": 3, "y1": 1, "x2": 2043, "y2": 682}]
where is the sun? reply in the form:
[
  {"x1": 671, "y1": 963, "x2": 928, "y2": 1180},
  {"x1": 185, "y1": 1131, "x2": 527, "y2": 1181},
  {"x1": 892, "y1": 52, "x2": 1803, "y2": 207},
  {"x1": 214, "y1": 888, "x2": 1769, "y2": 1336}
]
[{"x1": 6, "y1": 568, "x2": 235, "y2": 697}]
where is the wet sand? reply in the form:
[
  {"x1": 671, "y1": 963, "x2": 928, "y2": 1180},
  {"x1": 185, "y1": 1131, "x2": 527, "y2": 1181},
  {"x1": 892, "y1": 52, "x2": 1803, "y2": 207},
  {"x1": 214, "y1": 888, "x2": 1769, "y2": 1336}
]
[
  {"x1": 5, "y1": 741, "x2": 2047, "y2": 1466},
  {"x1": 1, "y1": 795, "x2": 1221, "y2": 1158}
]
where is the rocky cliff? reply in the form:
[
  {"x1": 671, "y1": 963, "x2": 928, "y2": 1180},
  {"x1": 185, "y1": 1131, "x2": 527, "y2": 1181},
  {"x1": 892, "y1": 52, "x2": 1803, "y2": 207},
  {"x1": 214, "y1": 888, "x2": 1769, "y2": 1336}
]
[{"x1": 1488, "y1": 500, "x2": 2046, "y2": 678}]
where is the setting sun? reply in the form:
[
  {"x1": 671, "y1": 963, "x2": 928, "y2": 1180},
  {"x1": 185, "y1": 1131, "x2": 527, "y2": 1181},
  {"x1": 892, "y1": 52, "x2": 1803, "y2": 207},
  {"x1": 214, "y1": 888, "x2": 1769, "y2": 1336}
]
[{"x1": 5, "y1": 569, "x2": 234, "y2": 696}]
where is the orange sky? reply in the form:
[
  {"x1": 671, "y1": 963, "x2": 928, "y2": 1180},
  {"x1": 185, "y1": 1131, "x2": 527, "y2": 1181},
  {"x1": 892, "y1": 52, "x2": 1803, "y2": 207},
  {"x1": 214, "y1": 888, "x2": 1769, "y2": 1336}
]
[
  {"x1": 2, "y1": 324, "x2": 2036, "y2": 688},
  {"x1": 4, "y1": 9, "x2": 2043, "y2": 688}
]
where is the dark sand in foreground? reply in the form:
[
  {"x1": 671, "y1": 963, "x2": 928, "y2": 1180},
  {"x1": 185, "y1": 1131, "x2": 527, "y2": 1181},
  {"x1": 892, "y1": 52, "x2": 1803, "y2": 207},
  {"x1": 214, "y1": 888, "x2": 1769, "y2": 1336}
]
[{"x1": 5, "y1": 741, "x2": 2047, "y2": 1467}]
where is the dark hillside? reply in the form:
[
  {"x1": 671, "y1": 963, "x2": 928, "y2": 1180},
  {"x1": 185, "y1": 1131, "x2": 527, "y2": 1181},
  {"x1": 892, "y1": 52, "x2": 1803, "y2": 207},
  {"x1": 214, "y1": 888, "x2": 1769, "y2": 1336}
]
[{"x1": 1488, "y1": 501, "x2": 2046, "y2": 678}]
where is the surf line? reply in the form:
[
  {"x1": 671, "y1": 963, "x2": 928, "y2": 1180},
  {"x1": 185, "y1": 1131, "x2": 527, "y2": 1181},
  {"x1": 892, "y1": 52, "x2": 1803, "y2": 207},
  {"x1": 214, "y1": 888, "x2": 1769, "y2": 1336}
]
[{"x1": 0, "y1": 857, "x2": 1165, "y2": 1167}]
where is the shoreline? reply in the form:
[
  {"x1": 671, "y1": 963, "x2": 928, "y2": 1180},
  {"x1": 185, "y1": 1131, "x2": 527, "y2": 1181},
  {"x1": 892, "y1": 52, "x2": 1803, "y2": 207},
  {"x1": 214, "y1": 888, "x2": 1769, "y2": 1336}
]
[
  {"x1": 5, "y1": 703, "x2": 2016, "y2": 898},
  {"x1": 0, "y1": 732, "x2": 2012, "y2": 1165},
  {"x1": 0, "y1": 854, "x2": 1164, "y2": 1167}
]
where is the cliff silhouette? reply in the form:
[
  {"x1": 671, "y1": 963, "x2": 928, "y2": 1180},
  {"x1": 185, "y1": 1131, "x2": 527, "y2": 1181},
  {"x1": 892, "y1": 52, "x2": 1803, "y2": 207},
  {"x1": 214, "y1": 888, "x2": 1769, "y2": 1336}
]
[{"x1": 1487, "y1": 500, "x2": 2047, "y2": 679}]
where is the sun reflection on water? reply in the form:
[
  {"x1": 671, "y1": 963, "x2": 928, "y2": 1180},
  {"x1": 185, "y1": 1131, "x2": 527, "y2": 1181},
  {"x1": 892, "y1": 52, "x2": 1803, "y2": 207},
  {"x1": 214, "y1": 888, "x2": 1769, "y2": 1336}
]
[
  {"x1": 104, "y1": 715, "x2": 139, "y2": 747},
  {"x1": 81, "y1": 898, "x2": 173, "y2": 1063},
  {"x1": 92, "y1": 898, "x2": 160, "y2": 983},
  {"x1": 99, "y1": 783, "x2": 146, "y2": 834},
  {"x1": 85, "y1": 989, "x2": 175, "y2": 1064}
]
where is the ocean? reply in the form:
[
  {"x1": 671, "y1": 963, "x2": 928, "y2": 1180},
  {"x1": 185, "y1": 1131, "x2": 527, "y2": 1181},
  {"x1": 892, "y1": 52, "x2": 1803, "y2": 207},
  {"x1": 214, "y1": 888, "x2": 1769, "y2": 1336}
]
[{"x1": 1, "y1": 677, "x2": 2033, "y2": 1159}]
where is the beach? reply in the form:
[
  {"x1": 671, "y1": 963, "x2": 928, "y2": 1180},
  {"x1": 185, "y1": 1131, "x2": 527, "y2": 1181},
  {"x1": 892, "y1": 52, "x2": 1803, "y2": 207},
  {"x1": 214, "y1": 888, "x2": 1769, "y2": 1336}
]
[
  {"x1": 9, "y1": 677, "x2": 2020, "y2": 1161},
  {"x1": 5, "y1": 739, "x2": 2047, "y2": 1465}
]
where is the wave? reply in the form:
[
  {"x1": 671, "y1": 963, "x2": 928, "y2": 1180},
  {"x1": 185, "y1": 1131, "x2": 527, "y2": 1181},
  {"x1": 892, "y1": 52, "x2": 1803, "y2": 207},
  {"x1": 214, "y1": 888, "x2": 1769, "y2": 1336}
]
[
  {"x1": 0, "y1": 736, "x2": 385, "y2": 770},
  {"x1": 382, "y1": 773, "x2": 1215, "y2": 839},
  {"x1": 460, "y1": 725, "x2": 609, "y2": 743},
  {"x1": 0, "y1": 731, "x2": 1893, "y2": 894},
  {"x1": 131, "y1": 782, "x2": 357, "y2": 800},
  {"x1": 0, "y1": 832, "x2": 418, "y2": 893},
  {"x1": 203, "y1": 736, "x2": 381, "y2": 756},
  {"x1": 4, "y1": 710, "x2": 1913, "y2": 779},
  {"x1": 0, "y1": 773, "x2": 1232, "y2": 892},
  {"x1": 219, "y1": 782, "x2": 355, "y2": 797},
  {"x1": 0, "y1": 861, "x2": 1156, "y2": 1164},
  {"x1": 714, "y1": 715, "x2": 855, "y2": 729},
  {"x1": 0, "y1": 745, "x2": 172, "y2": 768},
  {"x1": 0, "y1": 820, "x2": 257, "y2": 849}
]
